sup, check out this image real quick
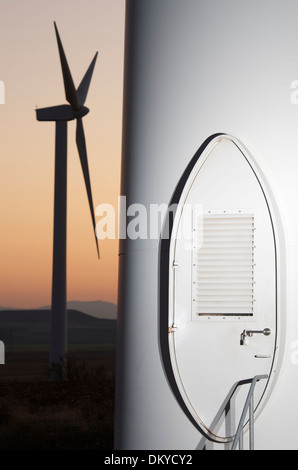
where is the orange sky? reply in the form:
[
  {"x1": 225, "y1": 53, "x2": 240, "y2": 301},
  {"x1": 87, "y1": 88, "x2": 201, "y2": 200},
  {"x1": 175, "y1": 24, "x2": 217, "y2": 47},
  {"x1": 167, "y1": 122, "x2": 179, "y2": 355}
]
[{"x1": 0, "y1": 0, "x2": 125, "y2": 308}]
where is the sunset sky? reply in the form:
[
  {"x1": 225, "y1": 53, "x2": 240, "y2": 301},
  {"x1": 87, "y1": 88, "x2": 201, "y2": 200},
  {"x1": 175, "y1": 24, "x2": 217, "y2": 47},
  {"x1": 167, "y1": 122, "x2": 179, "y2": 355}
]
[{"x1": 0, "y1": 1, "x2": 125, "y2": 308}]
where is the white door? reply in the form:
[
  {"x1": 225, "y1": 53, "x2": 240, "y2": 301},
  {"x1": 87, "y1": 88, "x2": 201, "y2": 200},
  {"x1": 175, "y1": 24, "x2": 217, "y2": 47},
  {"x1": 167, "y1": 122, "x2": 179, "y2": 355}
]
[{"x1": 168, "y1": 135, "x2": 277, "y2": 442}]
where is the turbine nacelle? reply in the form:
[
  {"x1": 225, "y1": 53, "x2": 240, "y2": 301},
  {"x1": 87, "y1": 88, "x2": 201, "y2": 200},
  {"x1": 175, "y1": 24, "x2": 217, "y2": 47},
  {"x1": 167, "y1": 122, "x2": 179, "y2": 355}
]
[{"x1": 36, "y1": 104, "x2": 89, "y2": 122}]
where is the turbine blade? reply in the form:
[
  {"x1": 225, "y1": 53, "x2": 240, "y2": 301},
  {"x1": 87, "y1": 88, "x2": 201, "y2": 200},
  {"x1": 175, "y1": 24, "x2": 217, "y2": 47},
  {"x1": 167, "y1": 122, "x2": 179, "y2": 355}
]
[
  {"x1": 76, "y1": 117, "x2": 100, "y2": 258},
  {"x1": 54, "y1": 22, "x2": 80, "y2": 111},
  {"x1": 77, "y1": 52, "x2": 98, "y2": 107}
]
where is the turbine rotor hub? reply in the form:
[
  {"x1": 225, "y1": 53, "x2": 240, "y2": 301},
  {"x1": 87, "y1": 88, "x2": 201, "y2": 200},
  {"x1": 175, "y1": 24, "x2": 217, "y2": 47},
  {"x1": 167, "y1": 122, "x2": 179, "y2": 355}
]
[{"x1": 74, "y1": 106, "x2": 89, "y2": 119}]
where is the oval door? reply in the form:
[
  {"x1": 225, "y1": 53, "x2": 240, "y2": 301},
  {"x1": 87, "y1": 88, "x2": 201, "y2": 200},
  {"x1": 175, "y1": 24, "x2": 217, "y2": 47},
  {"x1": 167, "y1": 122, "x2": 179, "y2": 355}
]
[{"x1": 168, "y1": 135, "x2": 277, "y2": 442}]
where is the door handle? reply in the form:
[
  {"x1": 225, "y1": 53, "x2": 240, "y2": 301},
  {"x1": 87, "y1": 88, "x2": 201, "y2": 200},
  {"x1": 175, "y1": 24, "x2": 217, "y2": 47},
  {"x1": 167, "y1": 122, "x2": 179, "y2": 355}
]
[{"x1": 240, "y1": 328, "x2": 271, "y2": 345}]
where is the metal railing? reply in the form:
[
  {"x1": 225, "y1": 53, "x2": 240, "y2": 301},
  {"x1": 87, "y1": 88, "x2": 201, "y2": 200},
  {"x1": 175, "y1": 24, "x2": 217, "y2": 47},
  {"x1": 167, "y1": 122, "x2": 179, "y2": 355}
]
[
  {"x1": 199, "y1": 374, "x2": 268, "y2": 450},
  {"x1": 231, "y1": 374, "x2": 268, "y2": 450}
]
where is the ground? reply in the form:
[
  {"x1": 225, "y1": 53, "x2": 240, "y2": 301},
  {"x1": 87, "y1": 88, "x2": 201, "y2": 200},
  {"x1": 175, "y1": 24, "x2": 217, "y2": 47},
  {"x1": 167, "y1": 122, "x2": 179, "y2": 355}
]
[{"x1": 0, "y1": 348, "x2": 115, "y2": 450}]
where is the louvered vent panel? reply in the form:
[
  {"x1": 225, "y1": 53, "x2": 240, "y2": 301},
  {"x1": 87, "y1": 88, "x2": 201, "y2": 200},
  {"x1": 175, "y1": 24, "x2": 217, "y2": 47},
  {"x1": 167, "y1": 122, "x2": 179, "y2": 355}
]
[{"x1": 192, "y1": 213, "x2": 255, "y2": 316}]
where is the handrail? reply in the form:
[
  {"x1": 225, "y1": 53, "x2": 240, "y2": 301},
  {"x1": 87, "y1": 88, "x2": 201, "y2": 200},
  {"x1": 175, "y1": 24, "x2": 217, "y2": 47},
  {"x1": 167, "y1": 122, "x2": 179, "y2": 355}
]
[
  {"x1": 231, "y1": 374, "x2": 268, "y2": 450},
  {"x1": 199, "y1": 374, "x2": 269, "y2": 449}
]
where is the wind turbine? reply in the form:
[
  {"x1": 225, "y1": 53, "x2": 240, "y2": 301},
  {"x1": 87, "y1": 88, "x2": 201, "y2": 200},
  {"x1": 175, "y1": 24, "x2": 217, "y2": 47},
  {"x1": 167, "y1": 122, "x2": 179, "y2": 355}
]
[{"x1": 36, "y1": 22, "x2": 99, "y2": 380}]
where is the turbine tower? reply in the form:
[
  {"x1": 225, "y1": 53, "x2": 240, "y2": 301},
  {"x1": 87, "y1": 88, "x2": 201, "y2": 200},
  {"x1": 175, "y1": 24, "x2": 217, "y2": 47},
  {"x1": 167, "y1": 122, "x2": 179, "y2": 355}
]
[{"x1": 36, "y1": 22, "x2": 99, "y2": 380}]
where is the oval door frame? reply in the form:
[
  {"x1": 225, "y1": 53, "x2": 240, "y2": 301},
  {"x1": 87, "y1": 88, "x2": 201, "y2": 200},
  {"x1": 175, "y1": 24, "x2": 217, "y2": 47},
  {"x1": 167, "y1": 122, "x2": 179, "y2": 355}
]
[{"x1": 159, "y1": 133, "x2": 286, "y2": 443}]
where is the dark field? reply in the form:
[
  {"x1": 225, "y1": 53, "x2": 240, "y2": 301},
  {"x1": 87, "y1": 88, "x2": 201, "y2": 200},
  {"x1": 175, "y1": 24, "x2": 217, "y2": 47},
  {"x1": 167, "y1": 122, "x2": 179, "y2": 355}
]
[
  {"x1": 0, "y1": 310, "x2": 116, "y2": 450},
  {"x1": 0, "y1": 348, "x2": 115, "y2": 450}
]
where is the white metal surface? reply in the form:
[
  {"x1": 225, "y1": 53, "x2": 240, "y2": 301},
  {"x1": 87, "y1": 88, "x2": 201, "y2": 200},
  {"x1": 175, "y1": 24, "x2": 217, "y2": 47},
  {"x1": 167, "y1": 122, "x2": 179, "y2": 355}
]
[
  {"x1": 115, "y1": 0, "x2": 298, "y2": 450},
  {"x1": 168, "y1": 135, "x2": 279, "y2": 442}
]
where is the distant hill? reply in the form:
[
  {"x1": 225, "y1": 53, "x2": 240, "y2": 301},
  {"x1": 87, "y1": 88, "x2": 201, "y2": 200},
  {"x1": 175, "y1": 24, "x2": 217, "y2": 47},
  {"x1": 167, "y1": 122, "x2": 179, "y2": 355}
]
[
  {"x1": 65, "y1": 301, "x2": 117, "y2": 320},
  {"x1": 0, "y1": 309, "x2": 117, "y2": 347},
  {"x1": 0, "y1": 300, "x2": 117, "y2": 320}
]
